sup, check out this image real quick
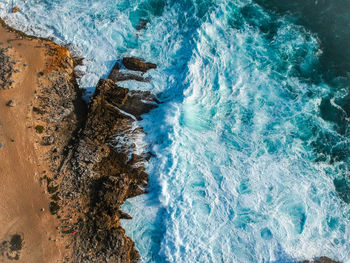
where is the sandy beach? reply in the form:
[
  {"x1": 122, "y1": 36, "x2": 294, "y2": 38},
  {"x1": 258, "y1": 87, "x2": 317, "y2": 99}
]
[{"x1": 0, "y1": 19, "x2": 72, "y2": 262}]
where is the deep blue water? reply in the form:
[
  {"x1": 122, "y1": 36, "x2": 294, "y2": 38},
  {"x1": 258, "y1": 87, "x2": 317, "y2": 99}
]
[{"x1": 1, "y1": 0, "x2": 350, "y2": 262}]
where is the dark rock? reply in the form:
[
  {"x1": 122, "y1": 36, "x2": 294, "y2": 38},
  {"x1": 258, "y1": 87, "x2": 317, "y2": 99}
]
[
  {"x1": 108, "y1": 62, "x2": 151, "y2": 83},
  {"x1": 136, "y1": 19, "x2": 148, "y2": 31},
  {"x1": 122, "y1": 57, "x2": 157, "y2": 72},
  {"x1": 303, "y1": 257, "x2": 340, "y2": 263},
  {"x1": 119, "y1": 211, "x2": 132, "y2": 220},
  {"x1": 99, "y1": 79, "x2": 159, "y2": 120},
  {"x1": 6, "y1": 100, "x2": 16, "y2": 107}
]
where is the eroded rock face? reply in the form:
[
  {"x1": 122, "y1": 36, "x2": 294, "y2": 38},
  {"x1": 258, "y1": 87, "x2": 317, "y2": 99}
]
[
  {"x1": 57, "y1": 79, "x2": 158, "y2": 262},
  {"x1": 108, "y1": 62, "x2": 151, "y2": 83},
  {"x1": 122, "y1": 57, "x2": 157, "y2": 72}
]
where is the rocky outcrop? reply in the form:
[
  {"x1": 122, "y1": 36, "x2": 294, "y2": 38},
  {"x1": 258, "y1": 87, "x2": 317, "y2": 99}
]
[
  {"x1": 33, "y1": 55, "x2": 158, "y2": 261},
  {"x1": 108, "y1": 62, "x2": 151, "y2": 83},
  {"x1": 122, "y1": 57, "x2": 157, "y2": 72},
  {"x1": 57, "y1": 78, "x2": 157, "y2": 262}
]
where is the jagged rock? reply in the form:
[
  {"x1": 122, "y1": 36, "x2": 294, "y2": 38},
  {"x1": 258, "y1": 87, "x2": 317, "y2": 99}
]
[
  {"x1": 122, "y1": 57, "x2": 157, "y2": 72},
  {"x1": 6, "y1": 100, "x2": 16, "y2": 107},
  {"x1": 11, "y1": 7, "x2": 19, "y2": 13},
  {"x1": 136, "y1": 19, "x2": 148, "y2": 31},
  {"x1": 303, "y1": 257, "x2": 340, "y2": 263},
  {"x1": 119, "y1": 211, "x2": 132, "y2": 220},
  {"x1": 108, "y1": 62, "x2": 151, "y2": 83},
  {"x1": 52, "y1": 78, "x2": 158, "y2": 262},
  {"x1": 100, "y1": 79, "x2": 159, "y2": 120}
]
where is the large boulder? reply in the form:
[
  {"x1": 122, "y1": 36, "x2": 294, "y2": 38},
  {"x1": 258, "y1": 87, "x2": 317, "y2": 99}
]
[
  {"x1": 122, "y1": 57, "x2": 157, "y2": 72},
  {"x1": 108, "y1": 62, "x2": 150, "y2": 83}
]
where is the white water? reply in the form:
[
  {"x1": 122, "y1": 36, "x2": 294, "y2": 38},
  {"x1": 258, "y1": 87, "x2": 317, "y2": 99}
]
[{"x1": 1, "y1": 0, "x2": 350, "y2": 262}]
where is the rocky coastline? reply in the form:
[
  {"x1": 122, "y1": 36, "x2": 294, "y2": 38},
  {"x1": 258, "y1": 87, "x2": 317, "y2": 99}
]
[
  {"x1": 27, "y1": 44, "x2": 159, "y2": 262},
  {"x1": 0, "y1": 17, "x2": 158, "y2": 262},
  {"x1": 0, "y1": 16, "x2": 343, "y2": 263}
]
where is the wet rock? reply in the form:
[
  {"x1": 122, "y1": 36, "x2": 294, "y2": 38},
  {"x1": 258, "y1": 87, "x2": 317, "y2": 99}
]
[
  {"x1": 6, "y1": 100, "x2": 16, "y2": 107},
  {"x1": 119, "y1": 211, "x2": 132, "y2": 220},
  {"x1": 303, "y1": 257, "x2": 340, "y2": 263},
  {"x1": 136, "y1": 19, "x2": 148, "y2": 31},
  {"x1": 122, "y1": 57, "x2": 157, "y2": 72},
  {"x1": 100, "y1": 79, "x2": 159, "y2": 120},
  {"x1": 56, "y1": 78, "x2": 158, "y2": 262},
  {"x1": 108, "y1": 62, "x2": 151, "y2": 83},
  {"x1": 11, "y1": 7, "x2": 19, "y2": 13}
]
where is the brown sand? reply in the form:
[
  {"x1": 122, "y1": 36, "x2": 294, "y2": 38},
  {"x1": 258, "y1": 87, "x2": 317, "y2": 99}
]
[{"x1": 0, "y1": 21, "x2": 69, "y2": 262}]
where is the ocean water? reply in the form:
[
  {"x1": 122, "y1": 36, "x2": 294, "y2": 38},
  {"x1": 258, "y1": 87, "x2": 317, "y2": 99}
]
[{"x1": 1, "y1": 0, "x2": 350, "y2": 262}]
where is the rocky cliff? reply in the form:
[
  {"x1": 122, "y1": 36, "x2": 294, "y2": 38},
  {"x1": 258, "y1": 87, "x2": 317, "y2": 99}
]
[
  {"x1": 60, "y1": 78, "x2": 158, "y2": 262},
  {"x1": 38, "y1": 60, "x2": 159, "y2": 262}
]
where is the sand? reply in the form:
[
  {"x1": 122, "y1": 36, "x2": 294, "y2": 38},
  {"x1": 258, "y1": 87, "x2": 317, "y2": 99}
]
[{"x1": 0, "y1": 20, "x2": 69, "y2": 262}]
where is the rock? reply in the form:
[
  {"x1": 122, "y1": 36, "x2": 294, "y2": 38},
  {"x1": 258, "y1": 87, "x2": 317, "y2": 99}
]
[
  {"x1": 136, "y1": 19, "x2": 148, "y2": 31},
  {"x1": 303, "y1": 257, "x2": 340, "y2": 263},
  {"x1": 41, "y1": 135, "x2": 55, "y2": 146},
  {"x1": 115, "y1": 88, "x2": 159, "y2": 120},
  {"x1": 56, "y1": 78, "x2": 158, "y2": 262},
  {"x1": 119, "y1": 211, "x2": 132, "y2": 220},
  {"x1": 108, "y1": 62, "x2": 151, "y2": 83},
  {"x1": 11, "y1": 7, "x2": 19, "y2": 13},
  {"x1": 96, "y1": 79, "x2": 159, "y2": 120},
  {"x1": 6, "y1": 100, "x2": 16, "y2": 107},
  {"x1": 0, "y1": 143, "x2": 3, "y2": 148},
  {"x1": 95, "y1": 78, "x2": 159, "y2": 120},
  {"x1": 122, "y1": 57, "x2": 157, "y2": 72}
]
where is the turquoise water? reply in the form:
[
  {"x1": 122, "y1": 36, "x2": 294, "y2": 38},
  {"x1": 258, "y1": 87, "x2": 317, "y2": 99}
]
[{"x1": 1, "y1": 0, "x2": 350, "y2": 262}]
